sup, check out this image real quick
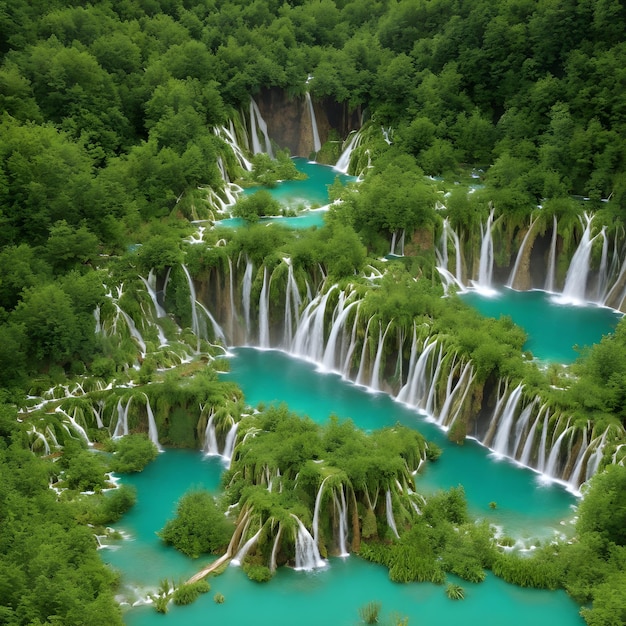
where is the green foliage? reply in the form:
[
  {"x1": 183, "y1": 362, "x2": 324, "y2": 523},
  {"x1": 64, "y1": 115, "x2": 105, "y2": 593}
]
[
  {"x1": 232, "y1": 190, "x2": 282, "y2": 223},
  {"x1": 159, "y1": 490, "x2": 235, "y2": 558},
  {"x1": 171, "y1": 580, "x2": 210, "y2": 606},
  {"x1": 214, "y1": 592, "x2": 225, "y2": 604},
  {"x1": 445, "y1": 583, "x2": 465, "y2": 600},
  {"x1": 0, "y1": 418, "x2": 123, "y2": 625},
  {"x1": 108, "y1": 434, "x2": 159, "y2": 473},
  {"x1": 359, "y1": 601, "x2": 382, "y2": 624},
  {"x1": 243, "y1": 563, "x2": 273, "y2": 583},
  {"x1": 245, "y1": 151, "x2": 304, "y2": 186}
]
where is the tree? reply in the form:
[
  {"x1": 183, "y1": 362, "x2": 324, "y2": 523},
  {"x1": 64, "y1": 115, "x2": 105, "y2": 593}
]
[
  {"x1": 159, "y1": 490, "x2": 234, "y2": 558},
  {"x1": 232, "y1": 190, "x2": 281, "y2": 223}
]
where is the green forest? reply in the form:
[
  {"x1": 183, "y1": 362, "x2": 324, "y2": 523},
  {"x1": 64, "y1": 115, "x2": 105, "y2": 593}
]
[{"x1": 2, "y1": 0, "x2": 626, "y2": 624}]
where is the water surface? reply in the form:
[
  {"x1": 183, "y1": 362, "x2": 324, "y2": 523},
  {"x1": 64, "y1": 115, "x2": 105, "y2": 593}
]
[{"x1": 461, "y1": 288, "x2": 621, "y2": 363}]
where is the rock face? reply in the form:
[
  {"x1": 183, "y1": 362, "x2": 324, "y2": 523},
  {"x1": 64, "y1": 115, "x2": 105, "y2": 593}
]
[{"x1": 256, "y1": 87, "x2": 361, "y2": 156}]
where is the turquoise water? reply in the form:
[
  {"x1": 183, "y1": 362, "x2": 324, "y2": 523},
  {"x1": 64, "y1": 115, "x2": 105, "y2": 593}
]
[
  {"x1": 461, "y1": 288, "x2": 622, "y2": 363},
  {"x1": 216, "y1": 158, "x2": 356, "y2": 229},
  {"x1": 107, "y1": 348, "x2": 584, "y2": 626}
]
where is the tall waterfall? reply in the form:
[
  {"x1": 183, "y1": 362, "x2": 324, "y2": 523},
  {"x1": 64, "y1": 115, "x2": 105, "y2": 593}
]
[
  {"x1": 385, "y1": 490, "x2": 400, "y2": 539},
  {"x1": 144, "y1": 394, "x2": 162, "y2": 452},
  {"x1": 559, "y1": 213, "x2": 597, "y2": 304},
  {"x1": 334, "y1": 131, "x2": 359, "y2": 174},
  {"x1": 258, "y1": 267, "x2": 271, "y2": 348},
  {"x1": 249, "y1": 99, "x2": 273, "y2": 158},
  {"x1": 507, "y1": 217, "x2": 537, "y2": 288},
  {"x1": 292, "y1": 515, "x2": 326, "y2": 570},
  {"x1": 474, "y1": 208, "x2": 495, "y2": 293},
  {"x1": 305, "y1": 92, "x2": 321, "y2": 154}
]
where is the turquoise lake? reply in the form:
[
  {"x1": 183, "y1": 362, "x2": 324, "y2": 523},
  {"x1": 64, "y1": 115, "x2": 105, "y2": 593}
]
[
  {"x1": 460, "y1": 288, "x2": 622, "y2": 363},
  {"x1": 215, "y1": 157, "x2": 356, "y2": 229},
  {"x1": 104, "y1": 348, "x2": 585, "y2": 626}
]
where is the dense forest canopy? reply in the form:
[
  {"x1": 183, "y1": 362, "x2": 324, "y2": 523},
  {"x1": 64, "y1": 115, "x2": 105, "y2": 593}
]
[{"x1": 2, "y1": 1, "x2": 626, "y2": 625}]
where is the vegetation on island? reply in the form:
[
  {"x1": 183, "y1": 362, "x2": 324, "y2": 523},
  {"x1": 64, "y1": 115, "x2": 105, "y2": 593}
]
[{"x1": 2, "y1": 0, "x2": 626, "y2": 625}]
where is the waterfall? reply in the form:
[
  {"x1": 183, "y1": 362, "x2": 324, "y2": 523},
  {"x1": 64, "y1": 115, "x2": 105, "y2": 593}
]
[
  {"x1": 355, "y1": 316, "x2": 374, "y2": 386},
  {"x1": 143, "y1": 394, "x2": 162, "y2": 452},
  {"x1": 305, "y1": 92, "x2": 321, "y2": 154},
  {"x1": 544, "y1": 215, "x2": 558, "y2": 292},
  {"x1": 258, "y1": 267, "x2": 271, "y2": 348},
  {"x1": 334, "y1": 131, "x2": 359, "y2": 173},
  {"x1": 519, "y1": 405, "x2": 545, "y2": 466},
  {"x1": 474, "y1": 208, "x2": 495, "y2": 292},
  {"x1": 196, "y1": 301, "x2": 226, "y2": 344},
  {"x1": 491, "y1": 384, "x2": 524, "y2": 456},
  {"x1": 544, "y1": 421, "x2": 572, "y2": 479},
  {"x1": 596, "y1": 227, "x2": 609, "y2": 302},
  {"x1": 242, "y1": 258, "x2": 253, "y2": 341},
  {"x1": 117, "y1": 306, "x2": 146, "y2": 355},
  {"x1": 228, "y1": 257, "x2": 237, "y2": 338},
  {"x1": 437, "y1": 219, "x2": 464, "y2": 288},
  {"x1": 222, "y1": 421, "x2": 239, "y2": 465},
  {"x1": 231, "y1": 527, "x2": 263, "y2": 566},
  {"x1": 512, "y1": 399, "x2": 537, "y2": 457},
  {"x1": 283, "y1": 259, "x2": 302, "y2": 346},
  {"x1": 140, "y1": 270, "x2": 166, "y2": 318},
  {"x1": 567, "y1": 425, "x2": 589, "y2": 488},
  {"x1": 112, "y1": 398, "x2": 132, "y2": 438},
  {"x1": 292, "y1": 515, "x2": 326, "y2": 570},
  {"x1": 507, "y1": 217, "x2": 537, "y2": 288},
  {"x1": 270, "y1": 526, "x2": 282, "y2": 572},
  {"x1": 322, "y1": 299, "x2": 358, "y2": 372},
  {"x1": 203, "y1": 411, "x2": 219, "y2": 455},
  {"x1": 333, "y1": 487, "x2": 350, "y2": 557},
  {"x1": 559, "y1": 213, "x2": 597, "y2": 304},
  {"x1": 215, "y1": 123, "x2": 253, "y2": 171},
  {"x1": 181, "y1": 264, "x2": 201, "y2": 345},
  {"x1": 249, "y1": 99, "x2": 273, "y2": 157},
  {"x1": 536, "y1": 408, "x2": 551, "y2": 473},
  {"x1": 312, "y1": 475, "x2": 331, "y2": 543},
  {"x1": 292, "y1": 286, "x2": 337, "y2": 362},
  {"x1": 56, "y1": 407, "x2": 91, "y2": 446},
  {"x1": 29, "y1": 427, "x2": 50, "y2": 456},
  {"x1": 385, "y1": 490, "x2": 400, "y2": 539},
  {"x1": 370, "y1": 322, "x2": 391, "y2": 392},
  {"x1": 397, "y1": 337, "x2": 438, "y2": 407},
  {"x1": 437, "y1": 361, "x2": 474, "y2": 429}
]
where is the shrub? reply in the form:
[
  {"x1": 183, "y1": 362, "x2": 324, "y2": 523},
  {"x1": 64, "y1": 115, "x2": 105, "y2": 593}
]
[
  {"x1": 172, "y1": 580, "x2": 210, "y2": 606},
  {"x1": 359, "y1": 601, "x2": 382, "y2": 624}
]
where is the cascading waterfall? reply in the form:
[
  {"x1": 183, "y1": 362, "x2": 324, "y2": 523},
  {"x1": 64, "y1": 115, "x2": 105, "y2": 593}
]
[
  {"x1": 189, "y1": 258, "x2": 620, "y2": 488},
  {"x1": 292, "y1": 515, "x2": 326, "y2": 570},
  {"x1": 333, "y1": 487, "x2": 350, "y2": 557},
  {"x1": 242, "y1": 257, "x2": 254, "y2": 341},
  {"x1": 596, "y1": 227, "x2": 609, "y2": 302},
  {"x1": 222, "y1": 421, "x2": 239, "y2": 465},
  {"x1": 231, "y1": 527, "x2": 263, "y2": 566},
  {"x1": 305, "y1": 92, "x2": 321, "y2": 154},
  {"x1": 385, "y1": 490, "x2": 400, "y2": 539},
  {"x1": 249, "y1": 99, "x2": 273, "y2": 158},
  {"x1": 56, "y1": 407, "x2": 91, "y2": 446},
  {"x1": 143, "y1": 395, "x2": 162, "y2": 452},
  {"x1": 507, "y1": 216, "x2": 537, "y2": 288},
  {"x1": 112, "y1": 398, "x2": 132, "y2": 439},
  {"x1": 491, "y1": 384, "x2": 524, "y2": 457},
  {"x1": 544, "y1": 420, "x2": 572, "y2": 478},
  {"x1": 203, "y1": 411, "x2": 219, "y2": 455},
  {"x1": 140, "y1": 270, "x2": 166, "y2": 318},
  {"x1": 215, "y1": 123, "x2": 253, "y2": 171},
  {"x1": 559, "y1": 213, "x2": 597, "y2": 304},
  {"x1": 370, "y1": 321, "x2": 391, "y2": 392},
  {"x1": 312, "y1": 475, "x2": 331, "y2": 543},
  {"x1": 474, "y1": 208, "x2": 495, "y2": 292},
  {"x1": 334, "y1": 131, "x2": 360, "y2": 174},
  {"x1": 258, "y1": 267, "x2": 271, "y2": 348}
]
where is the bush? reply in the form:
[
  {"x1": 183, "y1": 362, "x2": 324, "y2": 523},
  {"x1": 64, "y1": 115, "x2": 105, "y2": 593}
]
[
  {"x1": 359, "y1": 601, "x2": 381, "y2": 624},
  {"x1": 109, "y1": 433, "x2": 158, "y2": 473},
  {"x1": 243, "y1": 564, "x2": 272, "y2": 583},
  {"x1": 159, "y1": 490, "x2": 234, "y2": 558},
  {"x1": 172, "y1": 580, "x2": 210, "y2": 606}
]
